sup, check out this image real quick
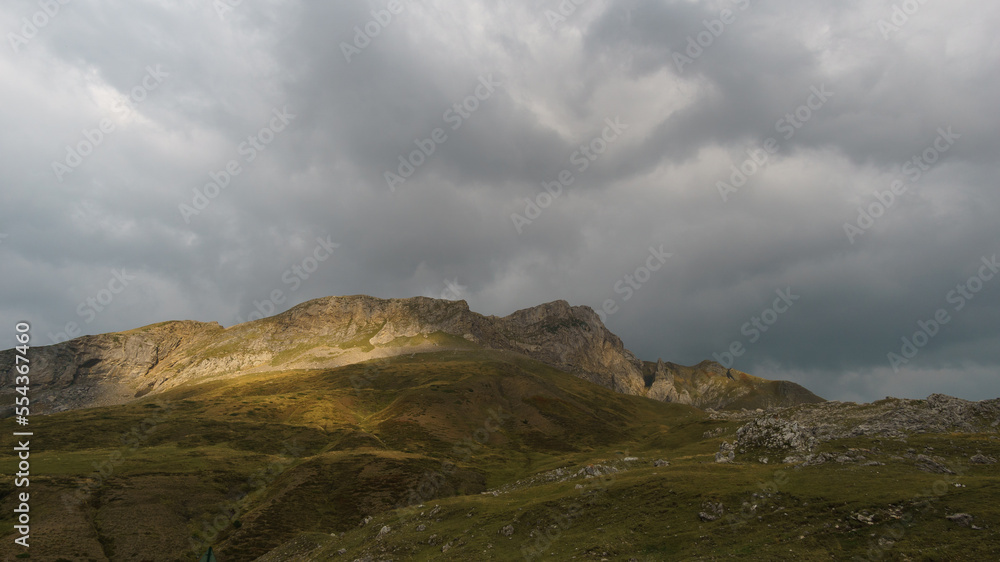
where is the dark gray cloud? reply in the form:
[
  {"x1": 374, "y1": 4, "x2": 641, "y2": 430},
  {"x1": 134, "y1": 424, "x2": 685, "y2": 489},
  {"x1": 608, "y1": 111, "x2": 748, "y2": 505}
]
[{"x1": 2, "y1": 0, "x2": 998, "y2": 402}]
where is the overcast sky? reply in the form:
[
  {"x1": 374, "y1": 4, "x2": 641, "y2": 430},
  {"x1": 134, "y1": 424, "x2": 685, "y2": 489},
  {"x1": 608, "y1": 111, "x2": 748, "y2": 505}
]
[{"x1": 2, "y1": 0, "x2": 998, "y2": 403}]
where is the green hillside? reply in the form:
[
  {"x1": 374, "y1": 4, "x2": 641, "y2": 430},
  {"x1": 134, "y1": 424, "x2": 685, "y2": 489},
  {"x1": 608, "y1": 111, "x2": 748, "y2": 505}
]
[{"x1": 2, "y1": 350, "x2": 997, "y2": 561}]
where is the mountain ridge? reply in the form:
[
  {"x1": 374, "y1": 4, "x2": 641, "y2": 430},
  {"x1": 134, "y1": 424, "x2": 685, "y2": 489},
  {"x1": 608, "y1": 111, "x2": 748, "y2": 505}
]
[{"x1": 0, "y1": 294, "x2": 821, "y2": 414}]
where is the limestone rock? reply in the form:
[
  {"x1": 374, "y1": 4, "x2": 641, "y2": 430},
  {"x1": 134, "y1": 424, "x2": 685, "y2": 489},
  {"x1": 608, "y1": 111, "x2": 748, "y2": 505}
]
[
  {"x1": 915, "y1": 454, "x2": 954, "y2": 474},
  {"x1": 734, "y1": 417, "x2": 818, "y2": 453},
  {"x1": 642, "y1": 358, "x2": 822, "y2": 410},
  {"x1": 715, "y1": 441, "x2": 735, "y2": 463},
  {"x1": 945, "y1": 513, "x2": 974, "y2": 527},
  {"x1": 970, "y1": 454, "x2": 997, "y2": 464},
  {"x1": 710, "y1": 395, "x2": 1000, "y2": 445},
  {"x1": 699, "y1": 501, "x2": 725, "y2": 522}
]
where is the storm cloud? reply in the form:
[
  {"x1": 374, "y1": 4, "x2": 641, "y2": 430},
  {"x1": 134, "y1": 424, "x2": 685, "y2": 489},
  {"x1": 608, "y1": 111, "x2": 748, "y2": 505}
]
[{"x1": 2, "y1": 0, "x2": 998, "y2": 402}]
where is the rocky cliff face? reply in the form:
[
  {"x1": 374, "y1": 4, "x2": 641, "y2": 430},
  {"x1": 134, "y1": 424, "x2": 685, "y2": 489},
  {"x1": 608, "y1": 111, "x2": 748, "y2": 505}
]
[
  {"x1": 1, "y1": 296, "x2": 649, "y2": 413},
  {"x1": 0, "y1": 320, "x2": 225, "y2": 414}
]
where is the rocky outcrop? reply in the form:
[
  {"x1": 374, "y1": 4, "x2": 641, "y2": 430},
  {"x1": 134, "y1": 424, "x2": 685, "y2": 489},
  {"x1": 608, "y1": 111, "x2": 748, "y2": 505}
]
[
  {"x1": 945, "y1": 513, "x2": 979, "y2": 529},
  {"x1": 645, "y1": 359, "x2": 690, "y2": 403},
  {"x1": 0, "y1": 320, "x2": 224, "y2": 414},
  {"x1": 734, "y1": 417, "x2": 818, "y2": 453},
  {"x1": 709, "y1": 393, "x2": 1000, "y2": 462},
  {"x1": 494, "y1": 300, "x2": 645, "y2": 395},
  {"x1": 970, "y1": 454, "x2": 998, "y2": 465},
  {"x1": 715, "y1": 441, "x2": 736, "y2": 463},
  {"x1": 714, "y1": 394, "x2": 1000, "y2": 441},
  {"x1": 642, "y1": 359, "x2": 823, "y2": 410},
  {"x1": 698, "y1": 501, "x2": 725, "y2": 522}
]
